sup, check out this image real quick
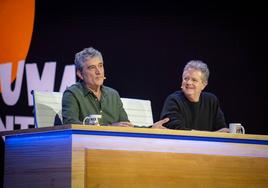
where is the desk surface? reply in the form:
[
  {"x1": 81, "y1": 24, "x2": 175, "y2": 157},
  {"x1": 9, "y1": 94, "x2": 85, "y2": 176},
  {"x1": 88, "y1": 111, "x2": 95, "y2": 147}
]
[{"x1": 1, "y1": 124, "x2": 268, "y2": 145}]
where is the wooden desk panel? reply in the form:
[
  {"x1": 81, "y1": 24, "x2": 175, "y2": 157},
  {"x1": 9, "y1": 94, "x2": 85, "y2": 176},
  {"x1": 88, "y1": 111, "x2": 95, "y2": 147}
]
[
  {"x1": 71, "y1": 133, "x2": 268, "y2": 187},
  {"x1": 85, "y1": 149, "x2": 268, "y2": 188}
]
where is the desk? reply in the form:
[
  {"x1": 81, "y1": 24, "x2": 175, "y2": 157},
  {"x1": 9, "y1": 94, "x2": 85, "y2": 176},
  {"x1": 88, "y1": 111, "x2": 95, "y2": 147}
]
[{"x1": 2, "y1": 125, "x2": 268, "y2": 187}]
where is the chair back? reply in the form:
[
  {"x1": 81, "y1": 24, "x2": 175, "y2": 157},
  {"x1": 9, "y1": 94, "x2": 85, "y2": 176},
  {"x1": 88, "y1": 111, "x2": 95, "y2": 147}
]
[
  {"x1": 32, "y1": 90, "x2": 63, "y2": 128},
  {"x1": 121, "y1": 98, "x2": 154, "y2": 127},
  {"x1": 32, "y1": 91, "x2": 154, "y2": 128}
]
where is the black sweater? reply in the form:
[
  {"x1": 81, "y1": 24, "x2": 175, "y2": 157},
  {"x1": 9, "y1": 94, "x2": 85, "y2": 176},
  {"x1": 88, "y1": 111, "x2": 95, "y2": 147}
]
[{"x1": 160, "y1": 91, "x2": 227, "y2": 131}]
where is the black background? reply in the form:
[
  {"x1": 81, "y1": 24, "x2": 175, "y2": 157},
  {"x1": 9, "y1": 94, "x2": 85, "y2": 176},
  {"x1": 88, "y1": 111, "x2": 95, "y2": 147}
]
[
  {"x1": 26, "y1": 1, "x2": 268, "y2": 134},
  {"x1": 27, "y1": 1, "x2": 268, "y2": 134}
]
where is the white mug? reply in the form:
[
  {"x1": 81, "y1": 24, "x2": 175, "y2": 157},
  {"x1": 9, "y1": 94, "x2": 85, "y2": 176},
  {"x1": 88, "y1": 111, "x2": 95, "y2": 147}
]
[
  {"x1": 229, "y1": 123, "x2": 245, "y2": 134},
  {"x1": 83, "y1": 114, "x2": 102, "y2": 125}
]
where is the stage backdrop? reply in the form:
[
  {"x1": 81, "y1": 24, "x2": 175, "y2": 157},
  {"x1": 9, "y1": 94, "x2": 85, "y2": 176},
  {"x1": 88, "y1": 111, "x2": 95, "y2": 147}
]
[{"x1": 1, "y1": 1, "x2": 267, "y2": 135}]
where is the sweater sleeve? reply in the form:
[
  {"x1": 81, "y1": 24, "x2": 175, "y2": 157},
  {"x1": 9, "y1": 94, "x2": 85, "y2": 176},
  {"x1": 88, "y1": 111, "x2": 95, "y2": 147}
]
[
  {"x1": 212, "y1": 99, "x2": 227, "y2": 131},
  {"x1": 160, "y1": 94, "x2": 190, "y2": 130}
]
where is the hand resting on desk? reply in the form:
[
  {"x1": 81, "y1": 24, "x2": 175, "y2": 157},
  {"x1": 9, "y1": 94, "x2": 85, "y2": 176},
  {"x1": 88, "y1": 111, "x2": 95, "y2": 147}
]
[
  {"x1": 151, "y1": 118, "x2": 170, "y2": 129},
  {"x1": 110, "y1": 118, "x2": 169, "y2": 129},
  {"x1": 111, "y1": 122, "x2": 134, "y2": 127},
  {"x1": 216, "y1": 128, "x2": 230, "y2": 133}
]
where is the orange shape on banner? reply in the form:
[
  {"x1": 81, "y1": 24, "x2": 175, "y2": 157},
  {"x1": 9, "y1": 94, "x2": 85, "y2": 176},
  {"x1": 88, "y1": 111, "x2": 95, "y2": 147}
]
[{"x1": 0, "y1": 0, "x2": 35, "y2": 90}]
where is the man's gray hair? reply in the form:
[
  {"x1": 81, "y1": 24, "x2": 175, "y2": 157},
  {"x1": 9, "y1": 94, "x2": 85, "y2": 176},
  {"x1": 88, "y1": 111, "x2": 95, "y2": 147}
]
[
  {"x1": 74, "y1": 47, "x2": 103, "y2": 71},
  {"x1": 183, "y1": 60, "x2": 210, "y2": 81}
]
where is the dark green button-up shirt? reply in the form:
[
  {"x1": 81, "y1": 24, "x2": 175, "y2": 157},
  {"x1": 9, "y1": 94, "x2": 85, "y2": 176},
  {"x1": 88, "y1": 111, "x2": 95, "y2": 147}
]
[{"x1": 62, "y1": 82, "x2": 129, "y2": 125}]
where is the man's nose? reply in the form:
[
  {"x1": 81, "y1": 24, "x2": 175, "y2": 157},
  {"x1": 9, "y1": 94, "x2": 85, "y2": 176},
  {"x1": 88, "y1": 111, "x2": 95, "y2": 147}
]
[
  {"x1": 95, "y1": 67, "x2": 101, "y2": 74},
  {"x1": 186, "y1": 79, "x2": 193, "y2": 84}
]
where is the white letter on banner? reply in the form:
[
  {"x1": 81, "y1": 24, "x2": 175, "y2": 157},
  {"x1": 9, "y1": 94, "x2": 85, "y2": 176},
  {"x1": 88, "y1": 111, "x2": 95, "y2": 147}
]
[
  {"x1": 0, "y1": 116, "x2": 14, "y2": 132},
  {"x1": 0, "y1": 61, "x2": 25, "y2": 106},
  {"x1": 26, "y1": 62, "x2": 56, "y2": 106},
  {"x1": 59, "y1": 65, "x2": 76, "y2": 92},
  {"x1": 15, "y1": 116, "x2": 34, "y2": 129}
]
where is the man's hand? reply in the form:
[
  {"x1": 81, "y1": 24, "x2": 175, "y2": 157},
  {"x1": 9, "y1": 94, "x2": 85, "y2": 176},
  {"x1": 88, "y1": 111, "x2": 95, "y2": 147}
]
[
  {"x1": 111, "y1": 121, "x2": 134, "y2": 127},
  {"x1": 151, "y1": 118, "x2": 170, "y2": 129},
  {"x1": 216, "y1": 128, "x2": 230, "y2": 133}
]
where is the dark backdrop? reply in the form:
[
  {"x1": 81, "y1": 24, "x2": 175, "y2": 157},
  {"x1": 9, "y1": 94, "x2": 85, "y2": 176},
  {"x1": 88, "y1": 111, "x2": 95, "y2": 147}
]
[{"x1": 26, "y1": 1, "x2": 268, "y2": 135}]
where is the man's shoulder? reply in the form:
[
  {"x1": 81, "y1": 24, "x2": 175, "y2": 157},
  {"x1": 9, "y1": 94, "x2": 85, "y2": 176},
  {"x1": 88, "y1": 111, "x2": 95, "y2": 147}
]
[
  {"x1": 164, "y1": 91, "x2": 185, "y2": 103},
  {"x1": 65, "y1": 82, "x2": 82, "y2": 93},
  {"x1": 62, "y1": 82, "x2": 85, "y2": 98},
  {"x1": 168, "y1": 90, "x2": 184, "y2": 98},
  {"x1": 202, "y1": 92, "x2": 218, "y2": 101},
  {"x1": 102, "y1": 85, "x2": 118, "y2": 93},
  {"x1": 102, "y1": 86, "x2": 120, "y2": 97}
]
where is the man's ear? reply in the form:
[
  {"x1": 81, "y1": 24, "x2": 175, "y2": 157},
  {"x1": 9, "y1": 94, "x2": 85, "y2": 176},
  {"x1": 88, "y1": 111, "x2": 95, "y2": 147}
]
[
  {"x1": 202, "y1": 81, "x2": 208, "y2": 90},
  {"x1": 77, "y1": 70, "x2": 83, "y2": 80}
]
